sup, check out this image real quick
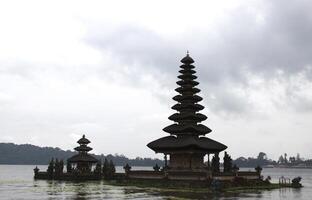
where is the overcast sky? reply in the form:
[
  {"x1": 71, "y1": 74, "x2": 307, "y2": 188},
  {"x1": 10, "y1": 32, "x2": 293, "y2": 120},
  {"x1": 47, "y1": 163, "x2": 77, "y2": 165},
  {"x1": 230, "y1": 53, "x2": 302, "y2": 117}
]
[{"x1": 0, "y1": 0, "x2": 312, "y2": 160}]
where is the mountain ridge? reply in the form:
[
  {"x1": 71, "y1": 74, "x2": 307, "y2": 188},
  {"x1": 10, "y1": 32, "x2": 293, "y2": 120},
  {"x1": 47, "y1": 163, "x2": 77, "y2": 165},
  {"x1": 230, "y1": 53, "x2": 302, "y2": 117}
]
[{"x1": 0, "y1": 142, "x2": 164, "y2": 166}]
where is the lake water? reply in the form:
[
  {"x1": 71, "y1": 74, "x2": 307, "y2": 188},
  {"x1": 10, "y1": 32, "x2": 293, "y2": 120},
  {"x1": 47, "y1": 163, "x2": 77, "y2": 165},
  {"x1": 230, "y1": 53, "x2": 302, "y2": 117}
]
[{"x1": 0, "y1": 165, "x2": 311, "y2": 199}]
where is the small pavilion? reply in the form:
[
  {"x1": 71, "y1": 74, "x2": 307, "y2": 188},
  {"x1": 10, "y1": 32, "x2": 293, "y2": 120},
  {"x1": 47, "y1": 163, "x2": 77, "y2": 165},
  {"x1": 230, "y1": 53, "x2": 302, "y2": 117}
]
[
  {"x1": 67, "y1": 135, "x2": 99, "y2": 173},
  {"x1": 147, "y1": 53, "x2": 227, "y2": 171}
]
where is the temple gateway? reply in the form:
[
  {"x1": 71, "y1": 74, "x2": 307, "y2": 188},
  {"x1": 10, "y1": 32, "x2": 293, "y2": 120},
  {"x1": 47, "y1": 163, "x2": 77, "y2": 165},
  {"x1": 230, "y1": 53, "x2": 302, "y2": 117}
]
[{"x1": 147, "y1": 53, "x2": 227, "y2": 171}]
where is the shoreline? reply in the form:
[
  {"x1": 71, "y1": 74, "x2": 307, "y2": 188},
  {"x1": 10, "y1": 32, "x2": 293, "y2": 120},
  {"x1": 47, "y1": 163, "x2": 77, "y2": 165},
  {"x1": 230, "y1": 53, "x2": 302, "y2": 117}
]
[{"x1": 104, "y1": 179, "x2": 301, "y2": 195}]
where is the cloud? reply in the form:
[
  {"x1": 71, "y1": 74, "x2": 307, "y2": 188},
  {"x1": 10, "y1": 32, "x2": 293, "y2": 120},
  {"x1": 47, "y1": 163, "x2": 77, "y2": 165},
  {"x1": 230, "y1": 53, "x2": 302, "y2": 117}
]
[
  {"x1": 83, "y1": 0, "x2": 312, "y2": 116},
  {"x1": 1, "y1": 0, "x2": 312, "y2": 159}
]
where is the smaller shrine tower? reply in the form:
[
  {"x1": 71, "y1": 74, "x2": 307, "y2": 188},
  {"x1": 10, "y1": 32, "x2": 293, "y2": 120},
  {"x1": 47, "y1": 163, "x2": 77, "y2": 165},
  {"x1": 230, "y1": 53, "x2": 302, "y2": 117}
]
[{"x1": 67, "y1": 135, "x2": 99, "y2": 173}]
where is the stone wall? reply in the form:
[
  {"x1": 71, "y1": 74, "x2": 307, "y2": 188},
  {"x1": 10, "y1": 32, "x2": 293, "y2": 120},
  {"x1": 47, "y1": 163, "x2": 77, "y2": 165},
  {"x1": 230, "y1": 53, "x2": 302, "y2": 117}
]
[
  {"x1": 169, "y1": 153, "x2": 205, "y2": 169},
  {"x1": 126, "y1": 170, "x2": 260, "y2": 181},
  {"x1": 128, "y1": 171, "x2": 163, "y2": 179}
]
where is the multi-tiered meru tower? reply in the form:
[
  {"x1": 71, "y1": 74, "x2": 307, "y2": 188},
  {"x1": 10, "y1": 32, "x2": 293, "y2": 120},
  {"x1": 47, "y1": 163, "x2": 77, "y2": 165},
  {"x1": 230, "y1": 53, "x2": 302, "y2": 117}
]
[
  {"x1": 147, "y1": 53, "x2": 227, "y2": 171},
  {"x1": 67, "y1": 135, "x2": 99, "y2": 172}
]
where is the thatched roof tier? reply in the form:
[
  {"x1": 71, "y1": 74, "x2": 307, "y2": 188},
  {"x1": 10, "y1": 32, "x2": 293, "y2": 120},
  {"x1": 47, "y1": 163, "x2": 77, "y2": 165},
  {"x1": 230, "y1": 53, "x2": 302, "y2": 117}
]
[
  {"x1": 176, "y1": 80, "x2": 199, "y2": 87},
  {"x1": 77, "y1": 134, "x2": 90, "y2": 144},
  {"x1": 179, "y1": 69, "x2": 196, "y2": 74},
  {"x1": 163, "y1": 124, "x2": 212, "y2": 135},
  {"x1": 171, "y1": 103, "x2": 204, "y2": 112},
  {"x1": 178, "y1": 74, "x2": 197, "y2": 80},
  {"x1": 67, "y1": 154, "x2": 98, "y2": 163},
  {"x1": 74, "y1": 145, "x2": 92, "y2": 152},
  {"x1": 180, "y1": 53, "x2": 194, "y2": 64},
  {"x1": 147, "y1": 135, "x2": 227, "y2": 154},
  {"x1": 168, "y1": 113, "x2": 207, "y2": 123},
  {"x1": 175, "y1": 87, "x2": 200, "y2": 94},
  {"x1": 172, "y1": 95, "x2": 203, "y2": 103}
]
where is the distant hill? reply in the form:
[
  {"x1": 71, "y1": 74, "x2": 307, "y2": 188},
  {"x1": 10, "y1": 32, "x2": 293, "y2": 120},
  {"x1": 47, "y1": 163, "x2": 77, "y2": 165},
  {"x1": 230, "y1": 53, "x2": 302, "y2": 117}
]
[
  {"x1": 0, "y1": 143, "x2": 164, "y2": 166},
  {"x1": 4, "y1": 143, "x2": 309, "y2": 168}
]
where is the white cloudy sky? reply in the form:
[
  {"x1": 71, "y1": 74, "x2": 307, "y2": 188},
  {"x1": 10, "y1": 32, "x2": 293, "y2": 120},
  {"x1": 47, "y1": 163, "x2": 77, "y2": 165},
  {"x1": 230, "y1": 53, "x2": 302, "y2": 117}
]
[{"x1": 1, "y1": 0, "x2": 312, "y2": 160}]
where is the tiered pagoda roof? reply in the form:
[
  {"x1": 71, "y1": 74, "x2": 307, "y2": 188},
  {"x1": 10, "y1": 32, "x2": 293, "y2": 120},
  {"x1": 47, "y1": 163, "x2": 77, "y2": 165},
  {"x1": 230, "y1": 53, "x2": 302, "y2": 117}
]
[
  {"x1": 147, "y1": 53, "x2": 227, "y2": 153},
  {"x1": 67, "y1": 135, "x2": 98, "y2": 163}
]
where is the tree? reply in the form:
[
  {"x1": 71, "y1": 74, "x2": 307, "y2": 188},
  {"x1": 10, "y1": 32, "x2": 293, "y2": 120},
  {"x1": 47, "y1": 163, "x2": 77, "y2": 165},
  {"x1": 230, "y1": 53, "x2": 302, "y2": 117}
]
[
  {"x1": 102, "y1": 158, "x2": 109, "y2": 178},
  {"x1": 223, "y1": 151, "x2": 233, "y2": 173},
  {"x1": 66, "y1": 162, "x2": 72, "y2": 173},
  {"x1": 108, "y1": 160, "x2": 116, "y2": 177},
  {"x1": 211, "y1": 153, "x2": 220, "y2": 173},
  {"x1": 47, "y1": 158, "x2": 54, "y2": 177},
  {"x1": 54, "y1": 158, "x2": 61, "y2": 176},
  {"x1": 278, "y1": 155, "x2": 284, "y2": 164},
  {"x1": 296, "y1": 153, "x2": 302, "y2": 162},
  {"x1": 257, "y1": 152, "x2": 267, "y2": 161},
  {"x1": 94, "y1": 161, "x2": 102, "y2": 175},
  {"x1": 289, "y1": 157, "x2": 296, "y2": 164},
  {"x1": 59, "y1": 159, "x2": 64, "y2": 173}
]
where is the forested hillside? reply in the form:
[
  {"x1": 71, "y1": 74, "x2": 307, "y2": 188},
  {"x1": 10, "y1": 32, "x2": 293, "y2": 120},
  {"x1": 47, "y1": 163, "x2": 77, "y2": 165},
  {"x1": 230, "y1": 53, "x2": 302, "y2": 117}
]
[{"x1": 0, "y1": 143, "x2": 163, "y2": 166}]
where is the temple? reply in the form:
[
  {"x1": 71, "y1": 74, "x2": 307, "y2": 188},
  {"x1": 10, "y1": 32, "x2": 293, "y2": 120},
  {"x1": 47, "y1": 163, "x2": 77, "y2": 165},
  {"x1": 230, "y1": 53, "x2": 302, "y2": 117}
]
[
  {"x1": 147, "y1": 53, "x2": 227, "y2": 171},
  {"x1": 67, "y1": 134, "x2": 99, "y2": 172},
  {"x1": 34, "y1": 135, "x2": 115, "y2": 180},
  {"x1": 124, "y1": 54, "x2": 261, "y2": 182},
  {"x1": 33, "y1": 54, "x2": 265, "y2": 185}
]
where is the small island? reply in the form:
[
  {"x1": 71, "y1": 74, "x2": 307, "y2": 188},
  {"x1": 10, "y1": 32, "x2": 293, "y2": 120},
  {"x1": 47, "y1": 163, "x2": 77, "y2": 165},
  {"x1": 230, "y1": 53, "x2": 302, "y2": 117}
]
[{"x1": 34, "y1": 53, "x2": 302, "y2": 191}]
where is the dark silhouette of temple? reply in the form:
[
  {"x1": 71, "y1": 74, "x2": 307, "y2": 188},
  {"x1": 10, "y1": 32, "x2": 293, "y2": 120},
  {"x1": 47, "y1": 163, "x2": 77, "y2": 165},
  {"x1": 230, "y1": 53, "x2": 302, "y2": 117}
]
[
  {"x1": 67, "y1": 134, "x2": 99, "y2": 172},
  {"x1": 34, "y1": 54, "x2": 266, "y2": 185},
  {"x1": 147, "y1": 53, "x2": 227, "y2": 171},
  {"x1": 34, "y1": 135, "x2": 115, "y2": 180},
  {"x1": 123, "y1": 54, "x2": 261, "y2": 182}
]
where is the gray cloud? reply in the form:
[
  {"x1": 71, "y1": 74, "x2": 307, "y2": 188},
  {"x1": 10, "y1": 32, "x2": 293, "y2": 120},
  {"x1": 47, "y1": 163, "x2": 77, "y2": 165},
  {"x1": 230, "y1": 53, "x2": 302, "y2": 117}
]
[
  {"x1": 84, "y1": 0, "x2": 312, "y2": 116},
  {"x1": 1, "y1": 0, "x2": 312, "y2": 159}
]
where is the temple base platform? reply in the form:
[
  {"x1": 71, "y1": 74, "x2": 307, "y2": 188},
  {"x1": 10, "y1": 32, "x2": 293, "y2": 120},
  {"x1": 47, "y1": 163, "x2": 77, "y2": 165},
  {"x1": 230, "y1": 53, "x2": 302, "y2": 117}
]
[{"x1": 34, "y1": 172, "x2": 101, "y2": 181}]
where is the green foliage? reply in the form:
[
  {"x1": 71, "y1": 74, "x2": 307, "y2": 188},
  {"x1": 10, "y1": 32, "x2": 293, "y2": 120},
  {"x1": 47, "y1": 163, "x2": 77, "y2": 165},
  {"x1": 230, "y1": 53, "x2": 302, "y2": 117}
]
[
  {"x1": 94, "y1": 162, "x2": 102, "y2": 175},
  {"x1": 211, "y1": 153, "x2": 220, "y2": 173},
  {"x1": 54, "y1": 159, "x2": 64, "y2": 175},
  {"x1": 109, "y1": 160, "x2": 116, "y2": 174},
  {"x1": 223, "y1": 151, "x2": 233, "y2": 173},
  {"x1": 47, "y1": 158, "x2": 54, "y2": 176},
  {"x1": 102, "y1": 158, "x2": 109, "y2": 177},
  {"x1": 257, "y1": 152, "x2": 267, "y2": 160},
  {"x1": 66, "y1": 162, "x2": 72, "y2": 173},
  {"x1": 102, "y1": 159, "x2": 115, "y2": 179}
]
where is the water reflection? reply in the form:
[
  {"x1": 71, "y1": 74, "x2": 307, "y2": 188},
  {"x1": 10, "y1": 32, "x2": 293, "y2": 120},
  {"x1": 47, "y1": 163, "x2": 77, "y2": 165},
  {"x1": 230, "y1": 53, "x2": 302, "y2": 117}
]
[
  {"x1": 292, "y1": 188, "x2": 303, "y2": 199},
  {"x1": 72, "y1": 182, "x2": 90, "y2": 199},
  {"x1": 24, "y1": 179, "x2": 303, "y2": 200},
  {"x1": 122, "y1": 186, "x2": 266, "y2": 200},
  {"x1": 0, "y1": 165, "x2": 310, "y2": 200}
]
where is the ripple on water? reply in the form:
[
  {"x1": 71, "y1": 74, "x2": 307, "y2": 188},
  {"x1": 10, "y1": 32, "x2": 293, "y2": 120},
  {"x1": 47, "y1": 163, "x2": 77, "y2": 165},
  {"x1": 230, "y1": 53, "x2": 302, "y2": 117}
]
[{"x1": 1, "y1": 165, "x2": 312, "y2": 199}]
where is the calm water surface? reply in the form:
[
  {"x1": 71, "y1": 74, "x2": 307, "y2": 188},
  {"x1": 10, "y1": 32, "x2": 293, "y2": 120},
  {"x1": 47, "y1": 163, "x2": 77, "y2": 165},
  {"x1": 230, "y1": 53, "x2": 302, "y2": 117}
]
[{"x1": 0, "y1": 165, "x2": 311, "y2": 199}]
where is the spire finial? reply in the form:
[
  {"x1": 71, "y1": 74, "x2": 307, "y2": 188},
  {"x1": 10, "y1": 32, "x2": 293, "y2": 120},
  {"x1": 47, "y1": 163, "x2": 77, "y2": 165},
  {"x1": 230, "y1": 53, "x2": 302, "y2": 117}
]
[
  {"x1": 83, "y1": 134, "x2": 85, "y2": 138},
  {"x1": 180, "y1": 51, "x2": 194, "y2": 64}
]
